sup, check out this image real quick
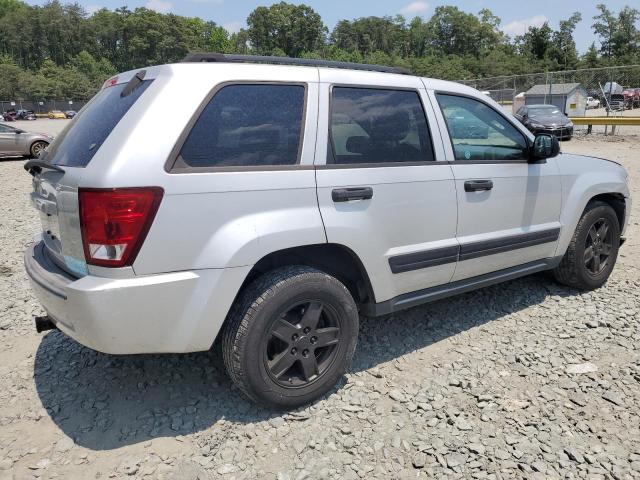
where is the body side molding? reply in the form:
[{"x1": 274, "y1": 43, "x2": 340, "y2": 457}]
[{"x1": 388, "y1": 228, "x2": 561, "y2": 274}]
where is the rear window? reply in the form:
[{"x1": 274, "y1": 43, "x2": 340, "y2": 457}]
[
  {"x1": 175, "y1": 84, "x2": 305, "y2": 169},
  {"x1": 48, "y1": 80, "x2": 152, "y2": 167}
]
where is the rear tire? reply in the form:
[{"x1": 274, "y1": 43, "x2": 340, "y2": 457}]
[
  {"x1": 30, "y1": 141, "x2": 48, "y2": 158},
  {"x1": 222, "y1": 266, "x2": 358, "y2": 408},
  {"x1": 553, "y1": 201, "x2": 620, "y2": 290}
]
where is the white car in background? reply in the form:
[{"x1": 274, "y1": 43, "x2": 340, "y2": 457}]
[
  {"x1": 23, "y1": 55, "x2": 631, "y2": 408},
  {"x1": 587, "y1": 96, "x2": 601, "y2": 109}
]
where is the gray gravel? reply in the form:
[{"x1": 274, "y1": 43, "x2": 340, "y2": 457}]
[{"x1": 0, "y1": 134, "x2": 639, "y2": 479}]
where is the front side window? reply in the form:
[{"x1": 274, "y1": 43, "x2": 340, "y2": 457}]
[
  {"x1": 0, "y1": 124, "x2": 14, "y2": 133},
  {"x1": 329, "y1": 87, "x2": 435, "y2": 165},
  {"x1": 436, "y1": 94, "x2": 528, "y2": 161},
  {"x1": 177, "y1": 84, "x2": 305, "y2": 169}
]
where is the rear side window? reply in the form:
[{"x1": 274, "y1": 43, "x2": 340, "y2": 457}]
[
  {"x1": 329, "y1": 87, "x2": 435, "y2": 165},
  {"x1": 48, "y1": 80, "x2": 152, "y2": 167},
  {"x1": 176, "y1": 84, "x2": 305, "y2": 169}
]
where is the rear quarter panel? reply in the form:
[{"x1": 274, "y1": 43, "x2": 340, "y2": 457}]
[{"x1": 76, "y1": 64, "x2": 325, "y2": 275}]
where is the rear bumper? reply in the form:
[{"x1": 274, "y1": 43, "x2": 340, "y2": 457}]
[{"x1": 24, "y1": 241, "x2": 250, "y2": 354}]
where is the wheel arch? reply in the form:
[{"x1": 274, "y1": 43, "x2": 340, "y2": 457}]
[
  {"x1": 556, "y1": 186, "x2": 629, "y2": 258},
  {"x1": 236, "y1": 243, "x2": 377, "y2": 307},
  {"x1": 587, "y1": 192, "x2": 626, "y2": 232}
]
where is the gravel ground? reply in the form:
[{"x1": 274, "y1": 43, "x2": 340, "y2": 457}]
[{"x1": 0, "y1": 133, "x2": 639, "y2": 479}]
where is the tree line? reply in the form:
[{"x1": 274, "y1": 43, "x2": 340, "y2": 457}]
[{"x1": 0, "y1": 0, "x2": 638, "y2": 100}]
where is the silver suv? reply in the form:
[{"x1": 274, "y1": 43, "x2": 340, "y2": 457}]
[{"x1": 24, "y1": 55, "x2": 630, "y2": 407}]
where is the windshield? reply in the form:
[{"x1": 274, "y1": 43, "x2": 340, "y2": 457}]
[
  {"x1": 529, "y1": 106, "x2": 561, "y2": 116},
  {"x1": 47, "y1": 79, "x2": 152, "y2": 167}
]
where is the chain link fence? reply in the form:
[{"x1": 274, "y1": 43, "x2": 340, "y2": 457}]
[
  {"x1": 1, "y1": 100, "x2": 87, "y2": 116},
  {"x1": 459, "y1": 65, "x2": 640, "y2": 117}
]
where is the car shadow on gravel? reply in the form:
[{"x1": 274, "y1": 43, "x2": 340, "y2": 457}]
[{"x1": 33, "y1": 272, "x2": 564, "y2": 451}]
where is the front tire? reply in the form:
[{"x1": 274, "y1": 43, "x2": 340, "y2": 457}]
[
  {"x1": 553, "y1": 201, "x2": 620, "y2": 290},
  {"x1": 222, "y1": 266, "x2": 359, "y2": 408},
  {"x1": 30, "y1": 141, "x2": 48, "y2": 158}
]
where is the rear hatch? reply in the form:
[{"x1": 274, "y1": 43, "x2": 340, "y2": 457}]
[{"x1": 29, "y1": 73, "x2": 154, "y2": 277}]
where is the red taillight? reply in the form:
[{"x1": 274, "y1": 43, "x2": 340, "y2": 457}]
[{"x1": 79, "y1": 187, "x2": 163, "y2": 268}]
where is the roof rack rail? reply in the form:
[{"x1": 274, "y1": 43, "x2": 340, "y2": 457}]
[{"x1": 181, "y1": 52, "x2": 411, "y2": 75}]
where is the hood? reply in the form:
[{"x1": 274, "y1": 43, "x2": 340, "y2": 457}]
[
  {"x1": 562, "y1": 153, "x2": 622, "y2": 167},
  {"x1": 528, "y1": 114, "x2": 570, "y2": 125}
]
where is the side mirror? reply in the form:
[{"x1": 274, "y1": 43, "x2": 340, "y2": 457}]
[
  {"x1": 14, "y1": 129, "x2": 23, "y2": 134},
  {"x1": 531, "y1": 134, "x2": 560, "y2": 161}
]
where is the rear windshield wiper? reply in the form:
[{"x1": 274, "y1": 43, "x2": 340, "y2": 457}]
[
  {"x1": 121, "y1": 70, "x2": 147, "y2": 98},
  {"x1": 24, "y1": 159, "x2": 65, "y2": 177}
]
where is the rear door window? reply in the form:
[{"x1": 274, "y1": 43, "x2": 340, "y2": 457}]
[
  {"x1": 175, "y1": 84, "x2": 306, "y2": 169},
  {"x1": 328, "y1": 87, "x2": 435, "y2": 165},
  {"x1": 48, "y1": 79, "x2": 153, "y2": 167}
]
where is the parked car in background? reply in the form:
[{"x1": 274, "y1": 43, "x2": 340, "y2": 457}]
[
  {"x1": 23, "y1": 56, "x2": 630, "y2": 407},
  {"x1": 65, "y1": 110, "x2": 77, "y2": 119},
  {"x1": 0, "y1": 123, "x2": 51, "y2": 157},
  {"x1": 2, "y1": 110, "x2": 17, "y2": 121},
  {"x1": 514, "y1": 104, "x2": 574, "y2": 140},
  {"x1": 607, "y1": 94, "x2": 627, "y2": 112},
  {"x1": 586, "y1": 96, "x2": 601, "y2": 109},
  {"x1": 447, "y1": 108, "x2": 490, "y2": 140},
  {"x1": 622, "y1": 89, "x2": 637, "y2": 109},
  {"x1": 16, "y1": 109, "x2": 36, "y2": 120},
  {"x1": 48, "y1": 110, "x2": 67, "y2": 119},
  {"x1": 634, "y1": 88, "x2": 640, "y2": 108}
]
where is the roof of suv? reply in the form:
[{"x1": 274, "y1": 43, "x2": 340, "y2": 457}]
[
  {"x1": 169, "y1": 53, "x2": 478, "y2": 98},
  {"x1": 181, "y1": 52, "x2": 412, "y2": 75},
  {"x1": 107, "y1": 52, "x2": 480, "y2": 101}
]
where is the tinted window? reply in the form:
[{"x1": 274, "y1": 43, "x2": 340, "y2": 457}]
[
  {"x1": 329, "y1": 87, "x2": 434, "y2": 165},
  {"x1": 48, "y1": 80, "x2": 152, "y2": 167},
  {"x1": 436, "y1": 94, "x2": 528, "y2": 161},
  {"x1": 0, "y1": 124, "x2": 14, "y2": 133},
  {"x1": 178, "y1": 84, "x2": 305, "y2": 168}
]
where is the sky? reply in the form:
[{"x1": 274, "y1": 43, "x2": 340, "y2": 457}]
[{"x1": 24, "y1": 0, "x2": 638, "y2": 54}]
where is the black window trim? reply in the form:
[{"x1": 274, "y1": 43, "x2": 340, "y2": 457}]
[
  {"x1": 434, "y1": 90, "x2": 534, "y2": 164},
  {"x1": 165, "y1": 81, "x2": 310, "y2": 173},
  {"x1": 323, "y1": 83, "x2": 439, "y2": 169}
]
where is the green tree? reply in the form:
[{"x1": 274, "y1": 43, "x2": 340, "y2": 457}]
[
  {"x1": 0, "y1": 55, "x2": 31, "y2": 99},
  {"x1": 247, "y1": 2, "x2": 325, "y2": 57},
  {"x1": 548, "y1": 12, "x2": 582, "y2": 69},
  {"x1": 612, "y1": 6, "x2": 639, "y2": 60},
  {"x1": 518, "y1": 23, "x2": 553, "y2": 61},
  {"x1": 424, "y1": 6, "x2": 501, "y2": 57},
  {"x1": 592, "y1": 4, "x2": 618, "y2": 60},
  {"x1": 582, "y1": 42, "x2": 600, "y2": 68},
  {"x1": 331, "y1": 16, "x2": 407, "y2": 57}
]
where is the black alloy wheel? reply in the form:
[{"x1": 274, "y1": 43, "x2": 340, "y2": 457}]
[
  {"x1": 264, "y1": 300, "x2": 341, "y2": 388},
  {"x1": 584, "y1": 217, "x2": 614, "y2": 276},
  {"x1": 222, "y1": 266, "x2": 359, "y2": 408}
]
